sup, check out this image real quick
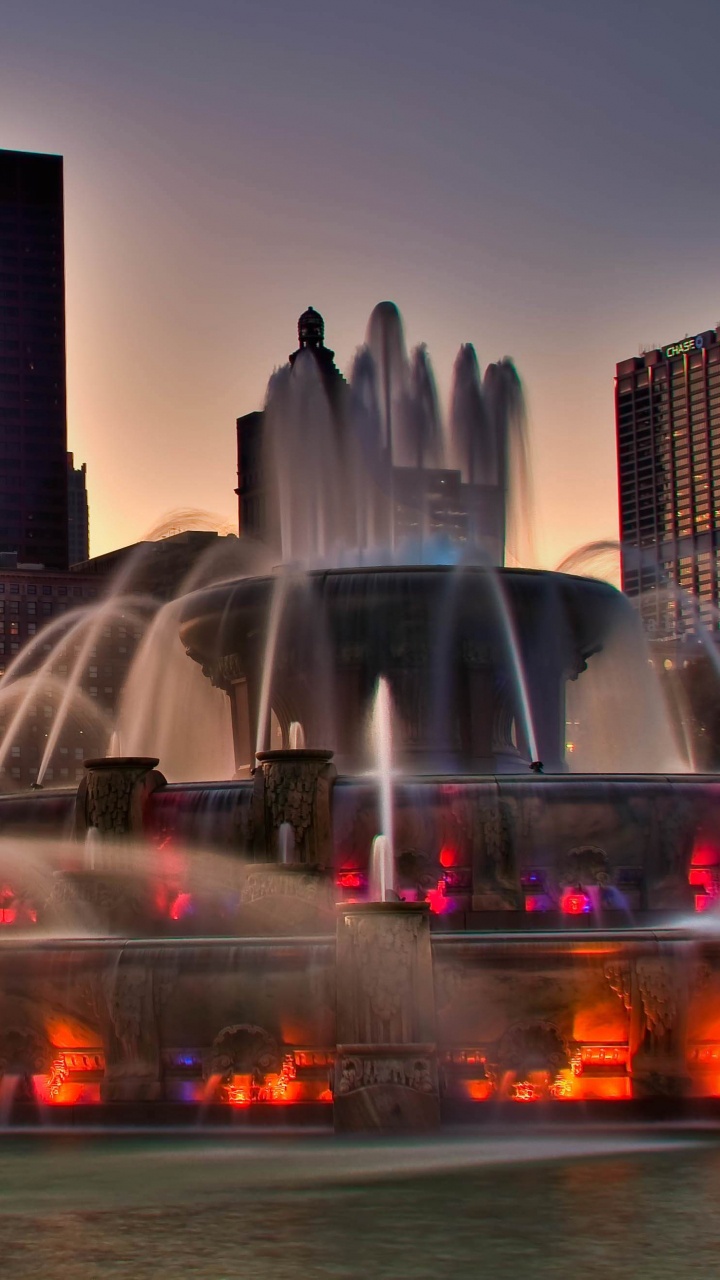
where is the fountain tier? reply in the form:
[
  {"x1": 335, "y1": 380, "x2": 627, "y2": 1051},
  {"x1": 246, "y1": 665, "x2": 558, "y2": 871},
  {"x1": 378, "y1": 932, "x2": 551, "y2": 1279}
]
[{"x1": 180, "y1": 565, "x2": 634, "y2": 776}]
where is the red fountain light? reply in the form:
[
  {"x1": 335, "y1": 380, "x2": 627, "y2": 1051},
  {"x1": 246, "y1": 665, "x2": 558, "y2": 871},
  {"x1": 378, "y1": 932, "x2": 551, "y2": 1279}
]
[
  {"x1": 524, "y1": 895, "x2": 547, "y2": 913},
  {"x1": 0, "y1": 888, "x2": 17, "y2": 925},
  {"x1": 426, "y1": 878, "x2": 456, "y2": 915},
  {"x1": 337, "y1": 870, "x2": 365, "y2": 891},
  {"x1": 560, "y1": 888, "x2": 592, "y2": 916},
  {"x1": 169, "y1": 892, "x2": 193, "y2": 921},
  {"x1": 689, "y1": 840, "x2": 720, "y2": 911}
]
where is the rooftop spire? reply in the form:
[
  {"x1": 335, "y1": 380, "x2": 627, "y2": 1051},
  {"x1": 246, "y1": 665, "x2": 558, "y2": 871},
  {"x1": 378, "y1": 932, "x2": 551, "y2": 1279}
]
[{"x1": 298, "y1": 306, "x2": 324, "y2": 350}]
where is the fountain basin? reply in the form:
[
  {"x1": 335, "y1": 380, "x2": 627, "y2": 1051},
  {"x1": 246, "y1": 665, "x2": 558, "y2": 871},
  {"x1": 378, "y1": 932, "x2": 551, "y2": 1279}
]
[{"x1": 179, "y1": 566, "x2": 630, "y2": 775}]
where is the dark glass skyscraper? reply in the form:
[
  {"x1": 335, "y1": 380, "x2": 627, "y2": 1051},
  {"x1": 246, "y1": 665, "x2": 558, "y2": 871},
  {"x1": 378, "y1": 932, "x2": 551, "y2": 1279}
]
[
  {"x1": 0, "y1": 148, "x2": 68, "y2": 568},
  {"x1": 616, "y1": 327, "x2": 720, "y2": 637}
]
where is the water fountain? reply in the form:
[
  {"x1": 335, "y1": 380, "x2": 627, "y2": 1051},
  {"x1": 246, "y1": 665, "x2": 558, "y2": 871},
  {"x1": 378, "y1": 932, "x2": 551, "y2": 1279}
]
[{"x1": 1, "y1": 302, "x2": 720, "y2": 1128}]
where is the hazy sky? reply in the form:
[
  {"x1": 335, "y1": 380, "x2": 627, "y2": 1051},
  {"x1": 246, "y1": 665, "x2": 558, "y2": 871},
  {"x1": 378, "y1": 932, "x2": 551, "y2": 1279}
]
[{"x1": 2, "y1": 0, "x2": 719, "y2": 565}]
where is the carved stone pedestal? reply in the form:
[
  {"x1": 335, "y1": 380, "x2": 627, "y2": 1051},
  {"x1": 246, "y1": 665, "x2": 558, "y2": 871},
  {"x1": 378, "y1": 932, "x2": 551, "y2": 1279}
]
[
  {"x1": 78, "y1": 756, "x2": 165, "y2": 840},
  {"x1": 253, "y1": 749, "x2": 336, "y2": 868},
  {"x1": 334, "y1": 902, "x2": 440, "y2": 1131}
]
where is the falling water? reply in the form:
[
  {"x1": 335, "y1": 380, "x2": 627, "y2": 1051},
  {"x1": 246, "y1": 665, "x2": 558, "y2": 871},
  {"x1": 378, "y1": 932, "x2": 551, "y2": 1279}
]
[
  {"x1": 369, "y1": 834, "x2": 395, "y2": 903},
  {"x1": 255, "y1": 573, "x2": 292, "y2": 756},
  {"x1": 369, "y1": 677, "x2": 395, "y2": 899},
  {"x1": 487, "y1": 573, "x2": 540, "y2": 766},
  {"x1": 117, "y1": 596, "x2": 233, "y2": 782},
  {"x1": 365, "y1": 301, "x2": 409, "y2": 460},
  {"x1": 277, "y1": 823, "x2": 295, "y2": 865},
  {"x1": 36, "y1": 597, "x2": 152, "y2": 786}
]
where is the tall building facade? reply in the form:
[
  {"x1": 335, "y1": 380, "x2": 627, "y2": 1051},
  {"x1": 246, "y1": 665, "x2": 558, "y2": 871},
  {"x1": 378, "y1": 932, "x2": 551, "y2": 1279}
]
[
  {"x1": 616, "y1": 327, "x2": 720, "y2": 636},
  {"x1": 67, "y1": 452, "x2": 89, "y2": 565},
  {"x1": 0, "y1": 149, "x2": 69, "y2": 569}
]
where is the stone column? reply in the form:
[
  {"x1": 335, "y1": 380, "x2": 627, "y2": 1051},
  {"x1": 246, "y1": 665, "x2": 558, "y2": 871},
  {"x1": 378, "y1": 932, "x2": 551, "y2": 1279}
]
[
  {"x1": 51, "y1": 757, "x2": 167, "y2": 937},
  {"x1": 253, "y1": 749, "x2": 336, "y2": 868},
  {"x1": 77, "y1": 756, "x2": 165, "y2": 840},
  {"x1": 334, "y1": 902, "x2": 440, "y2": 1131}
]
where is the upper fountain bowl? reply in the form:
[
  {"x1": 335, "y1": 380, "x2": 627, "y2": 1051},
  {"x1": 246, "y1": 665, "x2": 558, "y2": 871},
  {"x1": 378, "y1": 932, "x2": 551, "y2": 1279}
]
[{"x1": 178, "y1": 565, "x2": 666, "y2": 777}]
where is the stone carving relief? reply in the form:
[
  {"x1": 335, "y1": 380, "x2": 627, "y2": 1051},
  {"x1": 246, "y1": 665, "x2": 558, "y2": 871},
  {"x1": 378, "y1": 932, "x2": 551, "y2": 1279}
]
[
  {"x1": 605, "y1": 961, "x2": 632, "y2": 1011},
  {"x1": 486, "y1": 1021, "x2": 571, "y2": 1087},
  {"x1": 83, "y1": 760, "x2": 162, "y2": 839},
  {"x1": 558, "y1": 845, "x2": 610, "y2": 888},
  {"x1": 635, "y1": 959, "x2": 681, "y2": 1039},
  {"x1": 240, "y1": 867, "x2": 331, "y2": 907},
  {"x1": 347, "y1": 912, "x2": 420, "y2": 1025},
  {"x1": 255, "y1": 753, "x2": 336, "y2": 868},
  {"x1": 202, "y1": 652, "x2": 246, "y2": 692},
  {"x1": 46, "y1": 872, "x2": 147, "y2": 932},
  {"x1": 336, "y1": 1054, "x2": 435, "y2": 1095},
  {"x1": 204, "y1": 1024, "x2": 282, "y2": 1083},
  {"x1": 0, "y1": 1027, "x2": 52, "y2": 1077}
]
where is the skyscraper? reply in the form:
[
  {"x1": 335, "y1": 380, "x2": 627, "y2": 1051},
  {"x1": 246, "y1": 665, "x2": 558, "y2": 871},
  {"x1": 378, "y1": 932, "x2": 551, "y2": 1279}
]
[
  {"x1": 67, "y1": 452, "x2": 89, "y2": 565},
  {"x1": 616, "y1": 327, "x2": 720, "y2": 636},
  {"x1": 0, "y1": 148, "x2": 68, "y2": 568}
]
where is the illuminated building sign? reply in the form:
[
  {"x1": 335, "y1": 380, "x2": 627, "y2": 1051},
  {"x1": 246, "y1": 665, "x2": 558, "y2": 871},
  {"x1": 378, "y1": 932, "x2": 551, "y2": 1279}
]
[{"x1": 663, "y1": 334, "x2": 707, "y2": 359}]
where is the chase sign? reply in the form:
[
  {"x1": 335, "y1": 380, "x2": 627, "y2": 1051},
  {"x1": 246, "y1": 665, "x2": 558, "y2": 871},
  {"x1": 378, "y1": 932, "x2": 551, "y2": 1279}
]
[{"x1": 663, "y1": 334, "x2": 707, "y2": 359}]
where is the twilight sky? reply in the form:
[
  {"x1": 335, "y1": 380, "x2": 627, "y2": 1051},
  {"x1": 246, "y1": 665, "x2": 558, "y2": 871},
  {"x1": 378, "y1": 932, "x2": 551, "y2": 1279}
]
[{"x1": 2, "y1": 0, "x2": 719, "y2": 567}]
